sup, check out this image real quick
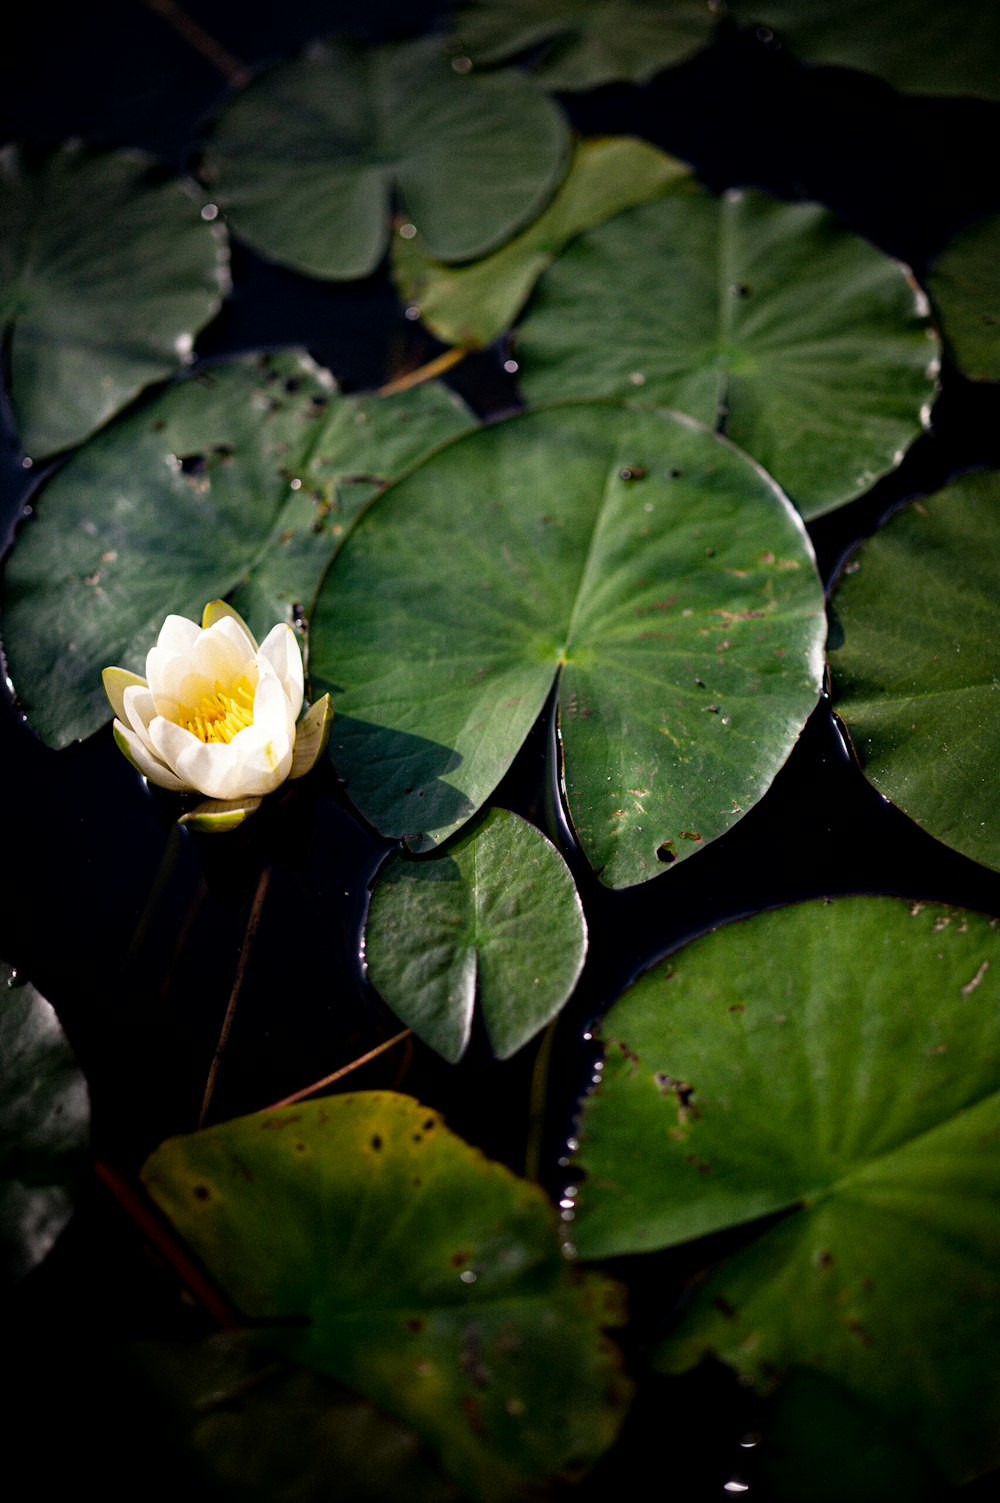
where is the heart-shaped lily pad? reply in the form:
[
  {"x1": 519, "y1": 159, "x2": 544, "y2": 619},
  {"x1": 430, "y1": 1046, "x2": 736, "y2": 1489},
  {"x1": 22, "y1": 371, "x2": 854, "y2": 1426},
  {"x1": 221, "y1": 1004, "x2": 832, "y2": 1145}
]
[
  {"x1": 447, "y1": 0, "x2": 719, "y2": 90},
  {"x1": 571, "y1": 896, "x2": 1000, "y2": 1484},
  {"x1": 0, "y1": 352, "x2": 475, "y2": 749},
  {"x1": 142, "y1": 1093, "x2": 631, "y2": 1500},
  {"x1": 515, "y1": 182, "x2": 937, "y2": 517},
  {"x1": 1, "y1": 962, "x2": 90, "y2": 1282},
  {"x1": 729, "y1": 1, "x2": 1000, "y2": 101},
  {"x1": 366, "y1": 808, "x2": 587, "y2": 1062},
  {"x1": 310, "y1": 400, "x2": 825, "y2": 888},
  {"x1": 924, "y1": 213, "x2": 1000, "y2": 382},
  {"x1": 0, "y1": 142, "x2": 227, "y2": 459},
  {"x1": 392, "y1": 137, "x2": 690, "y2": 349},
  {"x1": 829, "y1": 470, "x2": 1000, "y2": 872},
  {"x1": 202, "y1": 35, "x2": 570, "y2": 281}
]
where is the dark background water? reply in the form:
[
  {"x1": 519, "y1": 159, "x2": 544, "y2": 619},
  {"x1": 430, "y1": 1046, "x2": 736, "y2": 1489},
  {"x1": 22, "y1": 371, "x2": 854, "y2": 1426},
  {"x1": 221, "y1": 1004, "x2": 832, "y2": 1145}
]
[{"x1": 2, "y1": 3, "x2": 999, "y2": 1498}]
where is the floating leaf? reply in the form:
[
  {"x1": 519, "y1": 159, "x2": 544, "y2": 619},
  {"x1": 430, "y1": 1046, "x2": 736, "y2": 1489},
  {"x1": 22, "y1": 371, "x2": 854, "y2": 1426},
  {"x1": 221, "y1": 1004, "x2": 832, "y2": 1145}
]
[
  {"x1": 515, "y1": 182, "x2": 937, "y2": 517},
  {"x1": 392, "y1": 137, "x2": 690, "y2": 348},
  {"x1": 829, "y1": 471, "x2": 1000, "y2": 872},
  {"x1": 133, "y1": 1336, "x2": 464, "y2": 1503},
  {"x1": 202, "y1": 36, "x2": 570, "y2": 281},
  {"x1": 1, "y1": 962, "x2": 89, "y2": 1282},
  {"x1": 311, "y1": 401, "x2": 825, "y2": 888},
  {"x1": 447, "y1": 0, "x2": 719, "y2": 90},
  {"x1": 142, "y1": 1093, "x2": 631, "y2": 1500},
  {"x1": 366, "y1": 809, "x2": 587, "y2": 1062},
  {"x1": 0, "y1": 142, "x2": 227, "y2": 459},
  {"x1": 729, "y1": 1, "x2": 1000, "y2": 101},
  {"x1": 925, "y1": 213, "x2": 1000, "y2": 382},
  {"x1": 0, "y1": 352, "x2": 475, "y2": 749},
  {"x1": 571, "y1": 897, "x2": 1000, "y2": 1484}
]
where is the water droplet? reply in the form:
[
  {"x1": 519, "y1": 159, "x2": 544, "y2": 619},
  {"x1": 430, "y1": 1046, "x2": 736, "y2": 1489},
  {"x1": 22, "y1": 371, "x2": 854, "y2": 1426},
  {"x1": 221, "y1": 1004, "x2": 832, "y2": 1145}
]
[
  {"x1": 451, "y1": 54, "x2": 473, "y2": 73},
  {"x1": 503, "y1": 358, "x2": 519, "y2": 374},
  {"x1": 289, "y1": 477, "x2": 302, "y2": 491},
  {"x1": 201, "y1": 203, "x2": 219, "y2": 222},
  {"x1": 20, "y1": 456, "x2": 32, "y2": 469},
  {"x1": 398, "y1": 222, "x2": 417, "y2": 240},
  {"x1": 629, "y1": 371, "x2": 646, "y2": 385},
  {"x1": 459, "y1": 1269, "x2": 477, "y2": 1284},
  {"x1": 404, "y1": 305, "x2": 421, "y2": 321}
]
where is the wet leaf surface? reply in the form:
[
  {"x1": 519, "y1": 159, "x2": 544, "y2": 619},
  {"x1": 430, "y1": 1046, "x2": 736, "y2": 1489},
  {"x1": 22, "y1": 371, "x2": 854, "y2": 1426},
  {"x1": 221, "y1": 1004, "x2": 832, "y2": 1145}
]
[
  {"x1": 202, "y1": 36, "x2": 570, "y2": 280},
  {"x1": 1, "y1": 961, "x2": 89, "y2": 1282},
  {"x1": 0, "y1": 143, "x2": 226, "y2": 459},
  {"x1": 1, "y1": 353, "x2": 475, "y2": 748},
  {"x1": 515, "y1": 182, "x2": 937, "y2": 518},
  {"x1": 571, "y1": 896, "x2": 1000, "y2": 1483},
  {"x1": 829, "y1": 471, "x2": 1000, "y2": 872},
  {"x1": 311, "y1": 401, "x2": 825, "y2": 887},
  {"x1": 366, "y1": 808, "x2": 587, "y2": 1062},
  {"x1": 446, "y1": 0, "x2": 719, "y2": 90},
  {"x1": 925, "y1": 213, "x2": 1000, "y2": 382},
  {"x1": 143, "y1": 1093, "x2": 631, "y2": 1500}
]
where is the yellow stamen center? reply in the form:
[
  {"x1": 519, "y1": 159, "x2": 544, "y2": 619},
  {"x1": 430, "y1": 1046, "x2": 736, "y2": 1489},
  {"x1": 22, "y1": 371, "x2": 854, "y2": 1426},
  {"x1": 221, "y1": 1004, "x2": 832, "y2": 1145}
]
[{"x1": 179, "y1": 677, "x2": 255, "y2": 744}]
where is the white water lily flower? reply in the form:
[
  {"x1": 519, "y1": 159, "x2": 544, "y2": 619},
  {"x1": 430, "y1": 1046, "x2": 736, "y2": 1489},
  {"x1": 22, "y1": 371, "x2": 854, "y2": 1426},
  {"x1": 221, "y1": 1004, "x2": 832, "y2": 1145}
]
[{"x1": 102, "y1": 601, "x2": 331, "y2": 831}]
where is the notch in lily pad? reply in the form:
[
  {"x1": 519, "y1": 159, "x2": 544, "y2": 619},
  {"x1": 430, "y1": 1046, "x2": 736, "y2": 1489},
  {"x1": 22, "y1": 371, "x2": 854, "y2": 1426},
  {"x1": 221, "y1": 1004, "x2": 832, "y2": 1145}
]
[{"x1": 365, "y1": 808, "x2": 587, "y2": 1062}]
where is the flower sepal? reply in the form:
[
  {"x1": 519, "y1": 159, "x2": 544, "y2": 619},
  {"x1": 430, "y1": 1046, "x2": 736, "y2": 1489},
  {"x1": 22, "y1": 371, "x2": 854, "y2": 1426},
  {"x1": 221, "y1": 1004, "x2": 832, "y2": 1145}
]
[
  {"x1": 179, "y1": 794, "x2": 264, "y2": 834},
  {"x1": 288, "y1": 693, "x2": 334, "y2": 781}
]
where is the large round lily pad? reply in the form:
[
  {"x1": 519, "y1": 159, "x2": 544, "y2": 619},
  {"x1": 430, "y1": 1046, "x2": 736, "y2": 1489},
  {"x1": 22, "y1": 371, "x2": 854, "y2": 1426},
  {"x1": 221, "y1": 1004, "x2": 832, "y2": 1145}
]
[
  {"x1": 515, "y1": 181, "x2": 937, "y2": 518},
  {"x1": 447, "y1": 0, "x2": 719, "y2": 90},
  {"x1": 142, "y1": 1093, "x2": 631, "y2": 1500},
  {"x1": 310, "y1": 401, "x2": 825, "y2": 888},
  {"x1": 729, "y1": 1, "x2": 1000, "y2": 101},
  {"x1": 366, "y1": 808, "x2": 587, "y2": 1062},
  {"x1": 571, "y1": 896, "x2": 1000, "y2": 1484},
  {"x1": 0, "y1": 142, "x2": 227, "y2": 459},
  {"x1": 1, "y1": 962, "x2": 89, "y2": 1282},
  {"x1": 202, "y1": 35, "x2": 570, "y2": 281},
  {"x1": 829, "y1": 471, "x2": 1000, "y2": 872},
  {"x1": 0, "y1": 352, "x2": 475, "y2": 749}
]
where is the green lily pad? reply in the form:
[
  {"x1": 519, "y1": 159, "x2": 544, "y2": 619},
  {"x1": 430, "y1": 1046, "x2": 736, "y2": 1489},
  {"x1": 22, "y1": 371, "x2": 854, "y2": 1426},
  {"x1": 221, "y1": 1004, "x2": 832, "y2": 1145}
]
[
  {"x1": 925, "y1": 213, "x2": 1000, "y2": 382},
  {"x1": 310, "y1": 401, "x2": 825, "y2": 888},
  {"x1": 0, "y1": 142, "x2": 227, "y2": 459},
  {"x1": 570, "y1": 896, "x2": 1000, "y2": 1485},
  {"x1": 447, "y1": 0, "x2": 719, "y2": 90},
  {"x1": 366, "y1": 809, "x2": 587, "y2": 1062},
  {"x1": 142, "y1": 1093, "x2": 631, "y2": 1500},
  {"x1": 132, "y1": 1336, "x2": 465, "y2": 1503},
  {"x1": 202, "y1": 36, "x2": 570, "y2": 281},
  {"x1": 729, "y1": 1, "x2": 1000, "y2": 101},
  {"x1": 829, "y1": 471, "x2": 1000, "y2": 872},
  {"x1": 1, "y1": 962, "x2": 90, "y2": 1282},
  {"x1": 392, "y1": 137, "x2": 690, "y2": 349},
  {"x1": 0, "y1": 352, "x2": 475, "y2": 749},
  {"x1": 515, "y1": 182, "x2": 937, "y2": 518}
]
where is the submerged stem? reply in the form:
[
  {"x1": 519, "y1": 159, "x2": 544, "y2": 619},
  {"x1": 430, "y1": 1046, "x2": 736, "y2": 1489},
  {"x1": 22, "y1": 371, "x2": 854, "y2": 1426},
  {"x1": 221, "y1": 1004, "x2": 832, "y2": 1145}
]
[
  {"x1": 198, "y1": 864, "x2": 272, "y2": 1128},
  {"x1": 264, "y1": 1027, "x2": 412, "y2": 1111}
]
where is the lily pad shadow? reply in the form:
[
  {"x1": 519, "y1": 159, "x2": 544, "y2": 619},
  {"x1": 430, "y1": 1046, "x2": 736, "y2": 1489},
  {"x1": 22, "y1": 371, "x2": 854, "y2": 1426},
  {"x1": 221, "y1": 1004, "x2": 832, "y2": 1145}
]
[{"x1": 327, "y1": 715, "x2": 475, "y2": 849}]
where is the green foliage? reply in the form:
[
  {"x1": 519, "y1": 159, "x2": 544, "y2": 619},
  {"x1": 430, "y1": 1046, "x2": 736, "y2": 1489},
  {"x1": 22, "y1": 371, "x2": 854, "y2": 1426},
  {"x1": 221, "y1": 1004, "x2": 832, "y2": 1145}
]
[
  {"x1": 0, "y1": 142, "x2": 226, "y2": 459},
  {"x1": 366, "y1": 809, "x2": 587, "y2": 1062},
  {"x1": 447, "y1": 0, "x2": 719, "y2": 89},
  {"x1": 515, "y1": 182, "x2": 937, "y2": 517},
  {"x1": 392, "y1": 137, "x2": 690, "y2": 348},
  {"x1": 143, "y1": 1094, "x2": 631, "y2": 1500},
  {"x1": 829, "y1": 471, "x2": 1000, "y2": 871},
  {"x1": 131, "y1": 1336, "x2": 465, "y2": 1503},
  {"x1": 571, "y1": 896, "x2": 1000, "y2": 1483},
  {"x1": 311, "y1": 401, "x2": 825, "y2": 887},
  {"x1": 729, "y1": 0, "x2": 1000, "y2": 101},
  {"x1": 1, "y1": 354, "x2": 474, "y2": 748},
  {"x1": 0, "y1": 962, "x2": 89, "y2": 1282},
  {"x1": 202, "y1": 36, "x2": 570, "y2": 281},
  {"x1": 925, "y1": 213, "x2": 1000, "y2": 381}
]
